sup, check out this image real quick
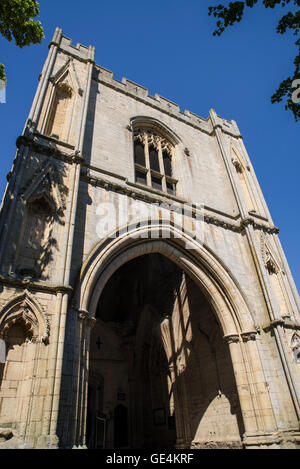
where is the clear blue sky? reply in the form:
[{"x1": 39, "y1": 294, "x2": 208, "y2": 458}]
[{"x1": 0, "y1": 0, "x2": 299, "y2": 291}]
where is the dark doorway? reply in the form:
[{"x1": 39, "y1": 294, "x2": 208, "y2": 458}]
[
  {"x1": 87, "y1": 253, "x2": 244, "y2": 449},
  {"x1": 114, "y1": 404, "x2": 129, "y2": 448},
  {"x1": 86, "y1": 375, "x2": 105, "y2": 448}
]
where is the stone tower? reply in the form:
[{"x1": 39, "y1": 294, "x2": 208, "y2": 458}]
[{"x1": 0, "y1": 28, "x2": 299, "y2": 449}]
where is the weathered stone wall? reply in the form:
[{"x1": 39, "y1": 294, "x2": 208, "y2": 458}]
[{"x1": 0, "y1": 28, "x2": 299, "y2": 449}]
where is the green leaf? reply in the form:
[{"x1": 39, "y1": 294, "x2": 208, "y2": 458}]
[
  {"x1": 208, "y1": 0, "x2": 300, "y2": 121},
  {"x1": 0, "y1": 0, "x2": 44, "y2": 48},
  {"x1": 0, "y1": 64, "x2": 6, "y2": 83}
]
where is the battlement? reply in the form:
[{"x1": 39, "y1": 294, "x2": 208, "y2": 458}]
[
  {"x1": 50, "y1": 27, "x2": 95, "y2": 62},
  {"x1": 51, "y1": 29, "x2": 241, "y2": 137},
  {"x1": 93, "y1": 64, "x2": 241, "y2": 137}
]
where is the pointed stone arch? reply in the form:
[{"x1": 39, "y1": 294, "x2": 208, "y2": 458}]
[
  {"x1": 43, "y1": 58, "x2": 82, "y2": 143},
  {"x1": 50, "y1": 57, "x2": 83, "y2": 96},
  {"x1": 0, "y1": 291, "x2": 50, "y2": 344},
  {"x1": 70, "y1": 222, "x2": 280, "y2": 448},
  {"x1": 0, "y1": 292, "x2": 50, "y2": 439},
  {"x1": 130, "y1": 116, "x2": 181, "y2": 146},
  {"x1": 77, "y1": 221, "x2": 255, "y2": 336}
]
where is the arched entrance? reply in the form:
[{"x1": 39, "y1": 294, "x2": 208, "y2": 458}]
[
  {"x1": 72, "y1": 223, "x2": 278, "y2": 449},
  {"x1": 87, "y1": 253, "x2": 244, "y2": 449}
]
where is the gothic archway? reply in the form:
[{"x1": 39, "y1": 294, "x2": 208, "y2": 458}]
[
  {"x1": 71, "y1": 223, "x2": 278, "y2": 448},
  {"x1": 0, "y1": 293, "x2": 49, "y2": 441},
  {"x1": 87, "y1": 253, "x2": 245, "y2": 448}
]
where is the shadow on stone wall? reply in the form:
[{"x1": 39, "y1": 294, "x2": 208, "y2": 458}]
[{"x1": 73, "y1": 253, "x2": 245, "y2": 449}]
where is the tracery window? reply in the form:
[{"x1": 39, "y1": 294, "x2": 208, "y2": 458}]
[{"x1": 133, "y1": 129, "x2": 177, "y2": 195}]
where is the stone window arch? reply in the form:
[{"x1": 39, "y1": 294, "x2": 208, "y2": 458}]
[
  {"x1": 0, "y1": 293, "x2": 49, "y2": 437},
  {"x1": 0, "y1": 318, "x2": 29, "y2": 430},
  {"x1": 45, "y1": 81, "x2": 73, "y2": 142},
  {"x1": 133, "y1": 127, "x2": 178, "y2": 195},
  {"x1": 0, "y1": 293, "x2": 50, "y2": 348}
]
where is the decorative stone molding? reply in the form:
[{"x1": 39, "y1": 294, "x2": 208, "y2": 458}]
[
  {"x1": 223, "y1": 334, "x2": 240, "y2": 344},
  {"x1": 231, "y1": 144, "x2": 247, "y2": 174},
  {"x1": 13, "y1": 134, "x2": 280, "y2": 237},
  {"x1": 261, "y1": 318, "x2": 300, "y2": 334},
  {"x1": 49, "y1": 57, "x2": 83, "y2": 96},
  {"x1": 223, "y1": 331, "x2": 257, "y2": 343},
  {"x1": 265, "y1": 253, "x2": 279, "y2": 275},
  {"x1": 231, "y1": 157, "x2": 244, "y2": 173},
  {"x1": 79, "y1": 170, "x2": 279, "y2": 235},
  {"x1": 16, "y1": 133, "x2": 83, "y2": 165},
  {"x1": 291, "y1": 333, "x2": 300, "y2": 364},
  {"x1": 0, "y1": 291, "x2": 50, "y2": 344},
  {"x1": 130, "y1": 116, "x2": 181, "y2": 146},
  {"x1": 0, "y1": 273, "x2": 73, "y2": 294},
  {"x1": 134, "y1": 129, "x2": 173, "y2": 155},
  {"x1": 260, "y1": 234, "x2": 282, "y2": 274},
  {"x1": 19, "y1": 159, "x2": 67, "y2": 214},
  {"x1": 243, "y1": 430, "x2": 300, "y2": 448},
  {"x1": 77, "y1": 309, "x2": 96, "y2": 329},
  {"x1": 262, "y1": 319, "x2": 285, "y2": 333},
  {"x1": 55, "y1": 81, "x2": 73, "y2": 99},
  {"x1": 0, "y1": 306, "x2": 39, "y2": 342},
  {"x1": 78, "y1": 309, "x2": 89, "y2": 321},
  {"x1": 241, "y1": 331, "x2": 257, "y2": 342},
  {"x1": 241, "y1": 217, "x2": 279, "y2": 235}
]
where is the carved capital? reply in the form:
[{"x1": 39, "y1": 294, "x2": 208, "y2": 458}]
[
  {"x1": 241, "y1": 331, "x2": 257, "y2": 342},
  {"x1": 223, "y1": 334, "x2": 240, "y2": 344},
  {"x1": 78, "y1": 309, "x2": 89, "y2": 321},
  {"x1": 262, "y1": 319, "x2": 285, "y2": 333},
  {"x1": 77, "y1": 309, "x2": 96, "y2": 329}
]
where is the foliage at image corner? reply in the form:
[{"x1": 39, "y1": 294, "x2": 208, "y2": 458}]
[
  {"x1": 208, "y1": 0, "x2": 300, "y2": 121},
  {"x1": 0, "y1": 0, "x2": 44, "y2": 83}
]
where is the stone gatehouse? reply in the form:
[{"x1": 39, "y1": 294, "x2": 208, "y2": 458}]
[{"x1": 0, "y1": 28, "x2": 299, "y2": 449}]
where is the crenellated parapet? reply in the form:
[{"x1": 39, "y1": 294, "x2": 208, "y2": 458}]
[{"x1": 92, "y1": 65, "x2": 241, "y2": 138}]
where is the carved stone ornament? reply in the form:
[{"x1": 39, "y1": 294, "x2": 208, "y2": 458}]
[
  {"x1": 291, "y1": 333, "x2": 300, "y2": 364},
  {"x1": 49, "y1": 57, "x2": 83, "y2": 96},
  {"x1": 223, "y1": 334, "x2": 240, "y2": 344},
  {"x1": 134, "y1": 129, "x2": 173, "y2": 155},
  {"x1": 231, "y1": 158, "x2": 244, "y2": 173},
  {"x1": 241, "y1": 331, "x2": 257, "y2": 342},
  {"x1": 265, "y1": 251, "x2": 279, "y2": 275},
  {"x1": 0, "y1": 292, "x2": 50, "y2": 345},
  {"x1": 56, "y1": 82, "x2": 73, "y2": 99},
  {"x1": 19, "y1": 160, "x2": 67, "y2": 215},
  {"x1": 78, "y1": 309, "x2": 96, "y2": 329}
]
